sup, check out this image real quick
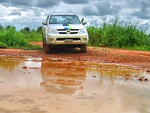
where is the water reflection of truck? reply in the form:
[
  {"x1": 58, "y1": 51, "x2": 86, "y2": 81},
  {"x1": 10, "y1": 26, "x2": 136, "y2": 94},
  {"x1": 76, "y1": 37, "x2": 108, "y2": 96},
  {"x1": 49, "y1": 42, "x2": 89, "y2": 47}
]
[{"x1": 40, "y1": 59, "x2": 86, "y2": 95}]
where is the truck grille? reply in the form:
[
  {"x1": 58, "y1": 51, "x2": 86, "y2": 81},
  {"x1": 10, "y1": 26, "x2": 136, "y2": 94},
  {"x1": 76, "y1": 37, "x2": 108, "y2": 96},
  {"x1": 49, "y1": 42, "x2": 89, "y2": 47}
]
[
  {"x1": 57, "y1": 29, "x2": 79, "y2": 34},
  {"x1": 56, "y1": 38, "x2": 81, "y2": 41}
]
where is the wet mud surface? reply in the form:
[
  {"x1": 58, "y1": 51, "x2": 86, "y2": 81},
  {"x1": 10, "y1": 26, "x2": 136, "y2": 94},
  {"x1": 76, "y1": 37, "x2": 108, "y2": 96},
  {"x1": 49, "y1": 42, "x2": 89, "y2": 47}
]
[
  {"x1": 1, "y1": 43, "x2": 150, "y2": 71},
  {"x1": 0, "y1": 56, "x2": 150, "y2": 113}
]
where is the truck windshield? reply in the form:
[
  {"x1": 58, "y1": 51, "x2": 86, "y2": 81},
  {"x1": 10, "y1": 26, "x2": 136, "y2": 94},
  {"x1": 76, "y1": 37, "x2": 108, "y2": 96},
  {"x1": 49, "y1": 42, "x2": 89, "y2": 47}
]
[{"x1": 49, "y1": 15, "x2": 81, "y2": 24}]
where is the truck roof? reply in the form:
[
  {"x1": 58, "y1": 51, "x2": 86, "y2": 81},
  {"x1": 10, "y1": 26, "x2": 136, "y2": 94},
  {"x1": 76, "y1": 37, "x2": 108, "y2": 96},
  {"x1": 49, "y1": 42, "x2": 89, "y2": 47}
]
[{"x1": 50, "y1": 13, "x2": 77, "y2": 16}]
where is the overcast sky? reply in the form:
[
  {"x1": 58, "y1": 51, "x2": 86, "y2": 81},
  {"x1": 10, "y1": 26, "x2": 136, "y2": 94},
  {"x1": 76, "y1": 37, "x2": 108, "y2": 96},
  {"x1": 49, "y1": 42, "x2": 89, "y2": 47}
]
[{"x1": 0, "y1": 0, "x2": 150, "y2": 29}]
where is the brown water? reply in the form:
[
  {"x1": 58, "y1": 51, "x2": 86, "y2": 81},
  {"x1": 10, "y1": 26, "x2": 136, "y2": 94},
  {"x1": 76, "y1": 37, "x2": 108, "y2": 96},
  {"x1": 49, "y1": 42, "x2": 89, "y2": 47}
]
[{"x1": 0, "y1": 57, "x2": 150, "y2": 113}]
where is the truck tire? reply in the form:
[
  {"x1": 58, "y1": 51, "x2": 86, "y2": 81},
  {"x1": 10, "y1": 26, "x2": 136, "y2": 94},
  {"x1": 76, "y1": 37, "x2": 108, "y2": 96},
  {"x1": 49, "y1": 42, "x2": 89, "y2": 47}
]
[
  {"x1": 43, "y1": 41, "x2": 51, "y2": 53},
  {"x1": 42, "y1": 33, "x2": 44, "y2": 48},
  {"x1": 80, "y1": 45, "x2": 87, "y2": 53}
]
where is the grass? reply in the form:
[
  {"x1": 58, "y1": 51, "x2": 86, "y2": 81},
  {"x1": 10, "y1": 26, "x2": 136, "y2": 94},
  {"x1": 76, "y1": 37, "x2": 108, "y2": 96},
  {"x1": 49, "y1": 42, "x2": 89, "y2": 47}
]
[
  {"x1": 0, "y1": 19, "x2": 150, "y2": 51},
  {"x1": 87, "y1": 18, "x2": 150, "y2": 51},
  {"x1": 23, "y1": 30, "x2": 42, "y2": 42},
  {"x1": 0, "y1": 26, "x2": 42, "y2": 50},
  {"x1": 0, "y1": 42, "x2": 7, "y2": 48}
]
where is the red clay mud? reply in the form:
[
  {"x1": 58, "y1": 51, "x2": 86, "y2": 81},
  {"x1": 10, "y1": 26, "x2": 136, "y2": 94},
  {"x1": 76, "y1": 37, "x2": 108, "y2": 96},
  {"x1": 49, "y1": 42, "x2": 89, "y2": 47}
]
[{"x1": 0, "y1": 42, "x2": 150, "y2": 71}]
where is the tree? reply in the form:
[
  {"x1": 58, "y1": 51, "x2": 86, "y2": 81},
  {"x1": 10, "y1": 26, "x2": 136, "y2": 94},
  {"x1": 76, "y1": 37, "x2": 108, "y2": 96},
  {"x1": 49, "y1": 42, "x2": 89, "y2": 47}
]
[
  {"x1": 24, "y1": 27, "x2": 30, "y2": 33},
  {"x1": 0, "y1": 25, "x2": 3, "y2": 30},
  {"x1": 21, "y1": 27, "x2": 31, "y2": 33},
  {"x1": 5, "y1": 25, "x2": 11, "y2": 30},
  {"x1": 37, "y1": 26, "x2": 42, "y2": 33}
]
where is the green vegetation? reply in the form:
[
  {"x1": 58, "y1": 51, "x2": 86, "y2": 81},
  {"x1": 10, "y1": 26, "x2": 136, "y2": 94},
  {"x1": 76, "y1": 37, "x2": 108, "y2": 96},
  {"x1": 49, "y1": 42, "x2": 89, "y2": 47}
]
[
  {"x1": 20, "y1": 26, "x2": 42, "y2": 42},
  {"x1": 87, "y1": 18, "x2": 150, "y2": 51},
  {"x1": 0, "y1": 42, "x2": 7, "y2": 48},
  {"x1": 0, "y1": 18, "x2": 150, "y2": 51},
  {"x1": 0, "y1": 25, "x2": 42, "y2": 49}
]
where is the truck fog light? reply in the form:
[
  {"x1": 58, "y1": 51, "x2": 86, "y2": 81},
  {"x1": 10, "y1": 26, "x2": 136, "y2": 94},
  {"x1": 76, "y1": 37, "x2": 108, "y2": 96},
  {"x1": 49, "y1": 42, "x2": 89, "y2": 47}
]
[
  {"x1": 49, "y1": 38, "x2": 53, "y2": 41},
  {"x1": 83, "y1": 38, "x2": 87, "y2": 41}
]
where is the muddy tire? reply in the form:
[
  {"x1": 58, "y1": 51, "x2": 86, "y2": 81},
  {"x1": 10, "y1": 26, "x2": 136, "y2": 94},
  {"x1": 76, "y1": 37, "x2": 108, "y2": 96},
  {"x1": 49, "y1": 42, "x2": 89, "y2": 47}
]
[
  {"x1": 80, "y1": 45, "x2": 87, "y2": 53},
  {"x1": 42, "y1": 33, "x2": 44, "y2": 48},
  {"x1": 43, "y1": 41, "x2": 51, "y2": 53}
]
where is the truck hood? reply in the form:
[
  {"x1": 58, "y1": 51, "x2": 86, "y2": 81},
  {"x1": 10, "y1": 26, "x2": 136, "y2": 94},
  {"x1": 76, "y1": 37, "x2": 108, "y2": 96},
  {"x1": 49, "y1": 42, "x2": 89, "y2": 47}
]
[{"x1": 48, "y1": 24, "x2": 85, "y2": 29}]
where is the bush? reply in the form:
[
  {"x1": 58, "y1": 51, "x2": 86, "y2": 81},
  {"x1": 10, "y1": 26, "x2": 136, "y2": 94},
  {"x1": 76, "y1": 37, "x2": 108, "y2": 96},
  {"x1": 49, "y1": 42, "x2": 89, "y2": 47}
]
[
  {"x1": 87, "y1": 18, "x2": 150, "y2": 51},
  {"x1": 0, "y1": 26, "x2": 28, "y2": 48},
  {"x1": 0, "y1": 21, "x2": 150, "y2": 51},
  {"x1": 0, "y1": 42, "x2": 7, "y2": 48},
  {"x1": 23, "y1": 30, "x2": 42, "y2": 42},
  {"x1": 0, "y1": 26, "x2": 41, "y2": 49}
]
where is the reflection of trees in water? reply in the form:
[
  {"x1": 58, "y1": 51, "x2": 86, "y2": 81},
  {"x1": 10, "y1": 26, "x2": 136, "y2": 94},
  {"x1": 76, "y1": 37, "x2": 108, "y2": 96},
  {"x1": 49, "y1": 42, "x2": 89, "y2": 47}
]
[
  {"x1": 0, "y1": 57, "x2": 24, "y2": 71},
  {"x1": 86, "y1": 64, "x2": 142, "y2": 84}
]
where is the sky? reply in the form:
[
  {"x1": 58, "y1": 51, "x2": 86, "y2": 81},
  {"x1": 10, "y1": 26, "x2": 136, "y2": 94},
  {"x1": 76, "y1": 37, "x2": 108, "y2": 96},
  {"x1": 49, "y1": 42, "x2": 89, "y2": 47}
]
[{"x1": 0, "y1": 0, "x2": 150, "y2": 30}]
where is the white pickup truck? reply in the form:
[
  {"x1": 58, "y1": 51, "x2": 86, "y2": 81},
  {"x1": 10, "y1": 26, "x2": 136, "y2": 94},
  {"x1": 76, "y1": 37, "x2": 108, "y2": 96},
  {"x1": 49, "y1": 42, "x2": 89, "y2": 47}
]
[{"x1": 42, "y1": 13, "x2": 89, "y2": 53}]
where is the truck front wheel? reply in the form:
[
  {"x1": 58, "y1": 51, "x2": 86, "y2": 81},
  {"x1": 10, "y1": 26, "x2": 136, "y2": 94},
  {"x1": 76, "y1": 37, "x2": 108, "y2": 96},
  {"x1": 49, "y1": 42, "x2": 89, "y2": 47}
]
[
  {"x1": 43, "y1": 41, "x2": 51, "y2": 53},
  {"x1": 80, "y1": 45, "x2": 87, "y2": 53}
]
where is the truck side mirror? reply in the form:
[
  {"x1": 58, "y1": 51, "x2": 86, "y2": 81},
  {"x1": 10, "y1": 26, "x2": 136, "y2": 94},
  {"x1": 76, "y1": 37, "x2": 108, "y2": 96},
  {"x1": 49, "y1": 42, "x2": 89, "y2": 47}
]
[
  {"x1": 82, "y1": 21, "x2": 87, "y2": 25},
  {"x1": 81, "y1": 18, "x2": 87, "y2": 25},
  {"x1": 42, "y1": 20, "x2": 47, "y2": 25}
]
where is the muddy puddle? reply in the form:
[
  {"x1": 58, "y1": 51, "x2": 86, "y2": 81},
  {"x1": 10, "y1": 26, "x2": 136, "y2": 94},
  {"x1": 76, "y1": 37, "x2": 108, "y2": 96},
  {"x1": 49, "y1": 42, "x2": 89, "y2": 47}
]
[{"x1": 0, "y1": 56, "x2": 150, "y2": 113}]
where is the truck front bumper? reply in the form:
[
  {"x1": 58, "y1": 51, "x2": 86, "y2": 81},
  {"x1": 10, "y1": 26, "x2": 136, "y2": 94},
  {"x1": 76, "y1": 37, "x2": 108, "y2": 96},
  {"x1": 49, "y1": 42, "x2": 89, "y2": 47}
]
[{"x1": 46, "y1": 33, "x2": 88, "y2": 45}]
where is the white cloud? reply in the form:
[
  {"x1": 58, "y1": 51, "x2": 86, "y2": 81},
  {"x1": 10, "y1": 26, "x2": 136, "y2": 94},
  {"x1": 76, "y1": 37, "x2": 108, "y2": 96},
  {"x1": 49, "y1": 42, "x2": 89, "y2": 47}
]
[
  {"x1": 0, "y1": 4, "x2": 9, "y2": 17},
  {"x1": 0, "y1": 0, "x2": 150, "y2": 29}
]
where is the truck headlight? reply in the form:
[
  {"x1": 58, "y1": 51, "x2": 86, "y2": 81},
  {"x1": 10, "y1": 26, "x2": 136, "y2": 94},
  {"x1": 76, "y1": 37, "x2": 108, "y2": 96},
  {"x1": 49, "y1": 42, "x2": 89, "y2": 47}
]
[
  {"x1": 48, "y1": 29, "x2": 58, "y2": 34},
  {"x1": 79, "y1": 28, "x2": 86, "y2": 34}
]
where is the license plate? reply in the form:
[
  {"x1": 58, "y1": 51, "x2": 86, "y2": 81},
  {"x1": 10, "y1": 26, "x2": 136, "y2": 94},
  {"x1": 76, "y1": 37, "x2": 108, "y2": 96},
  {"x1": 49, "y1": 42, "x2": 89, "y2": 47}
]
[{"x1": 65, "y1": 39, "x2": 73, "y2": 42}]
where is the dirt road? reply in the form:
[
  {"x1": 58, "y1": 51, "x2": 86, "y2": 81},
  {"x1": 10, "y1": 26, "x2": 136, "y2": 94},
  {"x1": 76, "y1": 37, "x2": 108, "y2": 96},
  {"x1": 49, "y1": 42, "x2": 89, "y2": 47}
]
[
  {"x1": 0, "y1": 42, "x2": 150, "y2": 113},
  {"x1": 0, "y1": 42, "x2": 150, "y2": 71}
]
